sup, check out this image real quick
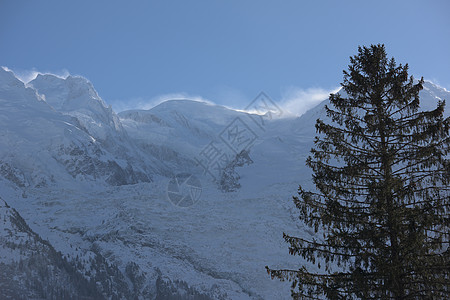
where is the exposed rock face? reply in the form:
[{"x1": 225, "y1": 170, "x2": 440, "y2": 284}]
[
  {"x1": 0, "y1": 198, "x2": 104, "y2": 299},
  {"x1": 220, "y1": 150, "x2": 254, "y2": 192},
  {"x1": 1, "y1": 67, "x2": 449, "y2": 299},
  {"x1": 0, "y1": 67, "x2": 154, "y2": 187},
  {"x1": 54, "y1": 142, "x2": 151, "y2": 186}
]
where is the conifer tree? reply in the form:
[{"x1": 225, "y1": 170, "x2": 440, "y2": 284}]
[{"x1": 267, "y1": 44, "x2": 449, "y2": 299}]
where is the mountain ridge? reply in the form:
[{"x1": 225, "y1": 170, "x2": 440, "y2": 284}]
[{"x1": 0, "y1": 67, "x2": 448, "y2": 299}]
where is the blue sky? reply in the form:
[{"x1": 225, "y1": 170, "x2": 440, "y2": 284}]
[{"x1": 1, "y1": 1, "x2": 449, "y2": 114}]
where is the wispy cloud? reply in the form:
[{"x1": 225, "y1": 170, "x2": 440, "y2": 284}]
[
  {"x1": 277, "y1": 86, "x2": 341, "y2": 117},
  {"x1": 110, "y1": 92, "x2": 213, "y2": 113},
  {"x1": 427, "y1": 78, "x2": 450, "y2": 93},
  {"x1": 6, "y1": 67, "x2": 342, "y2": 116},
  {"x1": 209, "y1": 86, "x2": 250, "y2": 109},
  {"x1": 6, "y1": 67, "x2": 70, "y2": 84},
  {"x1": 110, "y1": 87, "x2": 342, "y2": 116}
]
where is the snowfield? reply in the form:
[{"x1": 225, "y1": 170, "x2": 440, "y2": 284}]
[{"x1": 0, "y1": 66, "x2": 448, "y2": 299}]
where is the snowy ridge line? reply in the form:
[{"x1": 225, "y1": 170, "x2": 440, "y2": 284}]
[{"x1": 0, "y1": 66, "x2": 448, "y2": 299}]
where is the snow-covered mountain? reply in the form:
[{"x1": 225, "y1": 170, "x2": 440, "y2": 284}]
[
  {"x1": 0, "y1": 68, "x2": 183, "y2": 188},
  {"x1": 0, "y1": 197, "x2": 106, "y2": 299},
  {"x1": 0, "y1": 66, "x2": 448, "y2": 299}
]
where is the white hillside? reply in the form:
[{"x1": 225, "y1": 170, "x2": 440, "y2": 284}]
[{"x1": 0, "y1": 67, "x2": 448, "y2": 299}]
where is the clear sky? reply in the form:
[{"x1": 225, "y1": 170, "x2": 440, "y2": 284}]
[{"x1": 1, "y1": 0, "x2": 449, "y2": 114}]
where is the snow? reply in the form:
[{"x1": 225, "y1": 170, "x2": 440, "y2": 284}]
[{"x1": 0, "y1": 66, "x2": 448, "y2": 299}]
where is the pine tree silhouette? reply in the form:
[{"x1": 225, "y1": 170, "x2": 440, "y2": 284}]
[{"x1": 267, "y1": 44, "x2": 449, "y2": 299}]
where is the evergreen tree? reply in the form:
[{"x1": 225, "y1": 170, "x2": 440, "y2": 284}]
[{"x1": 267, "y1": 44, "x2": 449, "y2": 299}]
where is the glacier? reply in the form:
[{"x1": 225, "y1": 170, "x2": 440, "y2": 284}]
[{"x1": 0, "y1": 66, "x2": 448, "y2": 299}]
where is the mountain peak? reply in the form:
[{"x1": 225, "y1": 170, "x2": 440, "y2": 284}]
[
  {"x1": 30, "y1": 73, "x2": 105, "y2": 110},
  {"x1": 149, "y1": 98, "x2": 242, "y2": 118},
  {"x1": 0, "y1": 66, "x2": 25, "y2": 90},
  {"x1": 29, "y1": 72, "x2": 125, "y2": 142}
]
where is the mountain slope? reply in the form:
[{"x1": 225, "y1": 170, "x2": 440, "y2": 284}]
[
  {"x1": 0, "y1": 197, "x2": 104, "y2": 299},
  {"x1": 0, "y1": 67, "x2": 155, "y2": 187},
  {"x1": 0, "y1": 68, "x2": 448, "y2": 299}
]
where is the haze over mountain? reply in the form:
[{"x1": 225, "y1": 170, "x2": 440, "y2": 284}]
[{"x1": 0, "y1": 66, "x2": 448, "y2": 299}]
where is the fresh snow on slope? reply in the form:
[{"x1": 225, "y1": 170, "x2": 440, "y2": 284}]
[
  {"x1": 29, "y1": 74, "x2": 124, "y2": 141},
  {"x1": 0, "y1": 66, "x2": 448, "y2": 299}
]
